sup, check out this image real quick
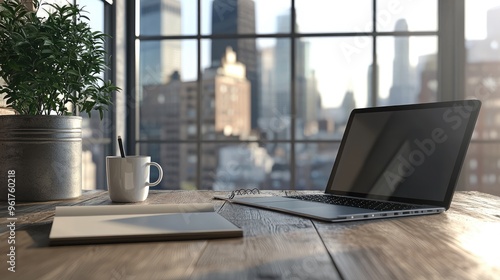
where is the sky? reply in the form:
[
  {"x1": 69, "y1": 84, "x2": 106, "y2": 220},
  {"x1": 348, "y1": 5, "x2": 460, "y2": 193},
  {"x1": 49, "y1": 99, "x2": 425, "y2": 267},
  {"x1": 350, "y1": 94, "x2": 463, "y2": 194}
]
[{"x1": 52, "y1": 0, "x2": 500, "y2": 108}]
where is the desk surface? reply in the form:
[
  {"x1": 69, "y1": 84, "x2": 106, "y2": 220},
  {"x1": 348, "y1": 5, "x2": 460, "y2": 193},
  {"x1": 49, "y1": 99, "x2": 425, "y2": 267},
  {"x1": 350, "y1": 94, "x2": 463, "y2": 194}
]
[{"x1": 1, "y1": 190, "x2": 500, "y2": 280}]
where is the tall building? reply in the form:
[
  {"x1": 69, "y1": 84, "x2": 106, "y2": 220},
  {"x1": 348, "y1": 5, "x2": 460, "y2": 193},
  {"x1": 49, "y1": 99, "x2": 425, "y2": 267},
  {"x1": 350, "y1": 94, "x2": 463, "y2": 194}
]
[
  {"x1": 272, "y1": 12, "x2": 312, "y2": 128},
  {"x1": 273, "y1": 28, "x2": 291, "y2": 119},
  {"x1": 304, "y1": 70, "x2": 322, "y2": 135},
  {"x1": 211, "y1": 0, "x2": 258, "y2": 129},
  {"x1": 140, "y1": 0, "x2": 181, "y2": 86},
  {"x1": 462, "y1": 6, "x2": 500, "y2": 196},
  {"x1": 388, "y1": 19, "x2": 417, "y2": 105},
  {"x1": 467, "y1": 6, "x2": 500, "y2": 64},
  {"x1": 142, "y1": 48, "x2": 251, "y2": 189},
  {"x1": 258, "y1": 46, "x2": 275, "y2": 122},
  {"x1": 487, "y1": 7, "x2": 500, "y2": 42},
  {"x1": 206, "y1": 47, "x2": 252, "y2": 137},
  {"x1": 341, "y1": 90, "x2": 356, "y2": 122},
  {"x1": 368, "y1": 63, "x2": 386, "y2": 106},
  {"x1": 416, "y1": 54, "x2": 437, "y2": 103},
  {"x1": 297, "y1": 40, "x2": 319, "y2": 127}
]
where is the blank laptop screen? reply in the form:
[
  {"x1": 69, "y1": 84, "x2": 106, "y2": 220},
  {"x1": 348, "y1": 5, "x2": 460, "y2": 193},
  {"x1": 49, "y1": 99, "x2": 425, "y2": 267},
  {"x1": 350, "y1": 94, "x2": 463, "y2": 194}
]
[{"x1": 326, "y1": 103, "x2": 478, "y2": 203}]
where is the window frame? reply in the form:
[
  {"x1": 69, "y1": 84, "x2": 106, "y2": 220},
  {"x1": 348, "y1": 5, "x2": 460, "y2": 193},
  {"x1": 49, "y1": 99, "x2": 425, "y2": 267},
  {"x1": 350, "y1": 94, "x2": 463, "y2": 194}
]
[
  {"x1": 125, "y1": 0, "x2": 465, "y2": 190},
  {"x1": 75, "y1": 0, "x2": 117, "y2": 190}
]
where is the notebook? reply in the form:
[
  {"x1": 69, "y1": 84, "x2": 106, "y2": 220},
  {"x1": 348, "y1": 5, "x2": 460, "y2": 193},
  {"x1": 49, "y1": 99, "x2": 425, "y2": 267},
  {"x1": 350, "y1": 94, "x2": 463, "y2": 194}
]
[
  {"x1": 49, "y1": 203, "x2": 243, "y2": 245},
  {"x1": 220, "y1": 100, "x2": 481, "y2": 222}
]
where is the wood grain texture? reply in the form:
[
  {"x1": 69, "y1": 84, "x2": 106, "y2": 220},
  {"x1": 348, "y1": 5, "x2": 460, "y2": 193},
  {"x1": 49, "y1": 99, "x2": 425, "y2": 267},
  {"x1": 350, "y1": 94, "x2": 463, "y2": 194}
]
[
  {"x1": 0, "y1": 190, "x2": 498, "y2": 280},
  {"x1": 188, "y1": 202, "x2": 341, "y2": 280},
  {"x1": 314, "y1": 191, "x2": 500, "y2": 280}
]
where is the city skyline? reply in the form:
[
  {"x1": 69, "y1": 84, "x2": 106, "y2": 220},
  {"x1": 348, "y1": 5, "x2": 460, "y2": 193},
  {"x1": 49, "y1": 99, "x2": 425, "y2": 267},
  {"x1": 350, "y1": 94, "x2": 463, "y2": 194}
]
[
  {"x1": 168, "y1": 0, "x2": 440, "y2": 108},
  {"x1": 135, "y1": 2, "x2": 499, "y2": 125},
  {"x1": 71, "y1": 0, "x2": 500, "y2": 194},
  {"x1": 81, "y1": 0, "x2": 499, "y2": 109}
]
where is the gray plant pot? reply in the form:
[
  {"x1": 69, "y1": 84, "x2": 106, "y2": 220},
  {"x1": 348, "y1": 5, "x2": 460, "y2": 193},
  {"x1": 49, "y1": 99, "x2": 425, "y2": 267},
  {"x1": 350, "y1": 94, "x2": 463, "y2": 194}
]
[{"x1": 0, "y1": 115, "x2": 82, "y2": 201}]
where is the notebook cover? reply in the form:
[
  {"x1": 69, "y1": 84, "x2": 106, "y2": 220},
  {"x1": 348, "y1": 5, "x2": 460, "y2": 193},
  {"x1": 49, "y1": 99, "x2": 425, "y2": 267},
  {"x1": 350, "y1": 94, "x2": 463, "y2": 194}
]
[{"x1": 49, "y1": 204, "x2": 243, "y2": 245}]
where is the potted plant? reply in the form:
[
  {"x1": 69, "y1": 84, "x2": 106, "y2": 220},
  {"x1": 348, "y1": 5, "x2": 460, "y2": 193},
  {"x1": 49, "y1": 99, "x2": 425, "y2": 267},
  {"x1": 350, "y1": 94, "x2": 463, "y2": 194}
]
[{"x1": 0, "y1": 0, "x2": 120, "y2": 201}]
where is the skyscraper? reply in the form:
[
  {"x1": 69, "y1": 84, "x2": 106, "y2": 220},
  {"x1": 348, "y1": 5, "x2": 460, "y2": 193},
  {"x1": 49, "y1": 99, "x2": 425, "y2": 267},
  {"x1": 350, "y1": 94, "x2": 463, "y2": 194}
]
[
  {"x1": 467, "y1": 6, "x2": 500, "y2": 63},
  {"x1": 211, "y1": 0, "x2": 258, "y2": 129},
  {"x1": 388, "y1": 19, "x2": 417, "y2": 105},
  {"x1": 273, "y1": 12, "x2": 312, "y2": 127},
  {"x1": 462, "y1": 6, "x2": 500, "y2": 196},
  {"x1": 142, "y1": 48, "x2": 251, "y2": 189},
  {"x1": 487, "y1": 6, "x2": 500, "y2": 39},
  {"x1": 140, "y1": 0, "x2": 181, "y2": 86},
  {"x1": 258, "y1": 46, "x2": 275, "y2": 122}
]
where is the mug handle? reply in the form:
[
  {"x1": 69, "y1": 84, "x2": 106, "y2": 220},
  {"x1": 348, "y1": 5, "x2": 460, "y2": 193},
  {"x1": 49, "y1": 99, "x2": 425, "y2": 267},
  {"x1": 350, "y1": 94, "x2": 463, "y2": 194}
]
[{"x1": 146, "y1": 162, "x2": 163, "y2": 187}]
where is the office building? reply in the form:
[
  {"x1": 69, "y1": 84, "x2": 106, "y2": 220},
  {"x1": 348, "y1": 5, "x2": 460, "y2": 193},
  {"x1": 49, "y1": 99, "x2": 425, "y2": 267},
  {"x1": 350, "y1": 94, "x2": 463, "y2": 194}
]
[
  {"x1": 258, "y1": 46, "x2": 275, "y2": 123},
  {"x1": 140, "y1": 0, "x2": 181, "y2": 86},
  {"x1": 211, "y1": 0, "x2": 258, "y2": 129},
  {"x1": 388, "y1": 19, "x2": 417, "y2": 105},
  {"x1": 271, "y1": 12, "x2": 317, "y2": 134},
  {"x1": 460, "y1": 6, "x2": 500, "y2": 196},
  {"x1": 142, "y1": 47, "x2": 251, "y2": 189}
]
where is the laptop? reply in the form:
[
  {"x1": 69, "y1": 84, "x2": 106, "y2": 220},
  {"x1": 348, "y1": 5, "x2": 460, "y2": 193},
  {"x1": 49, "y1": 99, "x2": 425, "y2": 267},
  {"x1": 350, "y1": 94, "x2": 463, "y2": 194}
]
[{"x1": 228, "y1": 100, "x2": 482, "y2": 222}]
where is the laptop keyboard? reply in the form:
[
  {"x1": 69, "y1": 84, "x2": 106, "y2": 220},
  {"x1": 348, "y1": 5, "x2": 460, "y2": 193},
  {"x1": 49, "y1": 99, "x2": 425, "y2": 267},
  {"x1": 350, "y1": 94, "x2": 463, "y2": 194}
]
[{"x1": 287, "y1": 194, "x2": 419, "y2": 211}]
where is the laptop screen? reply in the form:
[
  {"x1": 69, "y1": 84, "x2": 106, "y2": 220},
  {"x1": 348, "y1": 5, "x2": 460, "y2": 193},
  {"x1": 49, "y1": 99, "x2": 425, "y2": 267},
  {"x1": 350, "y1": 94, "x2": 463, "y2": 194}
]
[{"x1": 326, "y1": 100, "x2": 481, "y2": 207}]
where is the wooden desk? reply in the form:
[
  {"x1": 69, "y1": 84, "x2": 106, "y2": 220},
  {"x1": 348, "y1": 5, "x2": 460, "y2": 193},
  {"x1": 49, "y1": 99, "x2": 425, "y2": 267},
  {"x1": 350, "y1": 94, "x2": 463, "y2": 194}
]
[{"x1": 1, "y1": 190, "x2": 499, "y2": 279}]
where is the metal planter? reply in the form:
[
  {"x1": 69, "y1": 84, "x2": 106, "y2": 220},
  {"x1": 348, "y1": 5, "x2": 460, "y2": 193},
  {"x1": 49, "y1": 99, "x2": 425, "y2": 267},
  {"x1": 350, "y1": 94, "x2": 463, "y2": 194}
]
[{"x1": 0, "y1": 115, "x2": 82, "y2": 201}]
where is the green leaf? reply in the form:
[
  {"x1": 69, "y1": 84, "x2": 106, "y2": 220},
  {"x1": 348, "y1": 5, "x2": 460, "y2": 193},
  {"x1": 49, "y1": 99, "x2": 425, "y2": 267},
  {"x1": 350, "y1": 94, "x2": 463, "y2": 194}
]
[{"x1": 0, "y1": 0, "x2": 120, "y2": 117}]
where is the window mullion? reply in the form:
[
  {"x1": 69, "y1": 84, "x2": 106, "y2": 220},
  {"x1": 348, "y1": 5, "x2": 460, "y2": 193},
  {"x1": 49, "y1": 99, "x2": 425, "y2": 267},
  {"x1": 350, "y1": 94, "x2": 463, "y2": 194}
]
[
  {"x1": 372, "y1": 0, "x2": 378, "y2": 106},
  {"x1": 196, "y1": 0, "x2": 202, "y2": 189},
  {"x1": 438, "y1": 0, "x2": 465, "y2": 101},
  {"x1": 290, "y1": 0, "x2": 296, "y2": 190},
  {"x1": 126, "y1": 0, "x2": 137, "y2": 155}
]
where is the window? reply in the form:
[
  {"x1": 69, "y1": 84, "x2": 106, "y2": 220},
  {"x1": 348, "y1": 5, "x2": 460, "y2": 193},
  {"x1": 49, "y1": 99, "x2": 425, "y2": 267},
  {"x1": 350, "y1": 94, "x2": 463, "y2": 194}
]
[
  {"x1": 124, "y1": 0, "x2": 500, "y2": 195},
  {"x1": 461, "y1": 0, "x2": 500, "y2": 196},
  {"x1": 0, "y1": 0, "x2": 116, "y2": 190},
  {"x1": 0, "y1": 0, "x2": 114, "y2": 192},
  {"x1": 72, "y1": 0, "x2": 116, "y2": 190}
]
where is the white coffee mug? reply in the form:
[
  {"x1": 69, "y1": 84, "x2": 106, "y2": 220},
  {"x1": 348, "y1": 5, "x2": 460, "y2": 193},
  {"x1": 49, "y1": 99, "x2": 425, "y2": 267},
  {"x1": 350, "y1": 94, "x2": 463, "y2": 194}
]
[{"x1": 106, "y1": 156, "x2": 163, "y2": 202}]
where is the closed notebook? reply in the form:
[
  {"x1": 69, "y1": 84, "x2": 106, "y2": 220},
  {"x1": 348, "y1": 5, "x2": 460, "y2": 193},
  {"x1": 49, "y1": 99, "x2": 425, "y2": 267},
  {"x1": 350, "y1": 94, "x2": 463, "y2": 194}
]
[{"x1": 49, "y1": 203, "x2": 242, "y2": 245}]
